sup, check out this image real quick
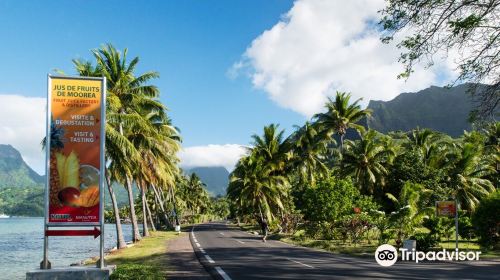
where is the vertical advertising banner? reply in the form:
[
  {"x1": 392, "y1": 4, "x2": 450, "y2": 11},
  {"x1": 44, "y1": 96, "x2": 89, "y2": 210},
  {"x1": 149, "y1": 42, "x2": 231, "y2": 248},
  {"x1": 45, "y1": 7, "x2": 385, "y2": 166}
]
[{"x1": 47, "y1": 76, "x2": 105, "y2": 225}]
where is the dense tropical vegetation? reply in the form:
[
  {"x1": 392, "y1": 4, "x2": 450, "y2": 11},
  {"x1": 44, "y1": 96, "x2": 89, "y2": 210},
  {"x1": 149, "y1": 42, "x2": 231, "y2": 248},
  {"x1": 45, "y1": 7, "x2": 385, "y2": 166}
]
[
  {"x1": 37, "y1": 44, "x2": 498, "y2": 255},
  {"x1": 228, "y1": 91, "x2": 499, "y2": 251}
]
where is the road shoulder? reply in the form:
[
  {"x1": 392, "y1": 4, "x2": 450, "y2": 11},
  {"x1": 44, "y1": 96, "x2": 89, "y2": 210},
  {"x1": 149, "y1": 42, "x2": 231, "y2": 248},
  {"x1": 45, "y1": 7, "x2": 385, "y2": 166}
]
[{"x1": 166, "y1": 230, "x2": 212, "y2": 280}]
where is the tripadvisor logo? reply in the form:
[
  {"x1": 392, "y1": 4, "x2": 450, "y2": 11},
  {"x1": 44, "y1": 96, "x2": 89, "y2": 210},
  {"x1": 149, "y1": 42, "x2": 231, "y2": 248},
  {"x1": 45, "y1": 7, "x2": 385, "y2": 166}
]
[
  {"x1": 375, "y1": 244, "x2": 482, "y2": 266},
  {"x1": 375, "y1": 244, "x2": 398, "y2": 266}
]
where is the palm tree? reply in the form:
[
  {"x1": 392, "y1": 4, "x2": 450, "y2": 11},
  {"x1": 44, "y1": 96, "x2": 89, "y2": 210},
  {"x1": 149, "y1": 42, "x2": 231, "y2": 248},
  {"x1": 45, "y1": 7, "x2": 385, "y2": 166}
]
[
  {"x1": 250, "y1": 124, "x2": 290, "y2": 173},
  {"x1": 74, "y1": 44, "x2": 166, "y2": 242},
  {"x1": 314, "y1": 91, "x2": 372, "y2": 150},
  {"x1": 287, "y1": 122, "x2": 329, "y2": 186},
  {"x1": 227, "y1": 156, "x2": 289, "y2": 222},
  {"x1": 441, "y1": 143, "x2": 495, "y2": 211},
  {"x1": 482, "y1": 122, "x2": 500, "y2": 188},
  {"x1": 104, "y1": 168, "x2": 126, "y2": 249},
  {"x1": 341, "y1": 130, "x2": 395, "y2": 194},
  {"x1": 404, "y1": 128, "x2": 452, "y2": 167},
  {"x1": 128, "y1": 111, "x2": 179, "y2": 236},
  {"x1": 186, "y1": 174, "x2": 210, "y2": 214},
  {"x1": 72, "y1": 58, "x2": 138, "y2": 248}
]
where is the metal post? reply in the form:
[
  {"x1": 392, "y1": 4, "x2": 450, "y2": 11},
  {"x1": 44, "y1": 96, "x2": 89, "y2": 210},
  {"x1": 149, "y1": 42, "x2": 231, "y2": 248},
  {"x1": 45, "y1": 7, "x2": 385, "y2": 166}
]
[
  {"x1": 98, "y1": 77, "x2": 107, "y2": 269},
  {"x1": 41, "y1": 225, "x2": 50, "y2": 269},
  {"x1": 41, "y1": 74, "x2": 52, "y2": 270},
  {"x1": 455, "y1": 199, "x2": 459, "y2": 251}
]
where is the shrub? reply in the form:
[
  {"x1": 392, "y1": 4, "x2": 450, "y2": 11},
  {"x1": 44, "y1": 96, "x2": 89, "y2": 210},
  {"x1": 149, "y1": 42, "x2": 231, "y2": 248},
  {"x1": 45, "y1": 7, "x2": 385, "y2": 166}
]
[
  {"x1": 110, "y1": 264, "x2": 162, "y2": 280},
  {"x1": 340, "y1": 213, "x2": 372, "y2": 245},
  {"x1": 301, "y1": 177, "x2": 379, "y2": 225},
  {"x1": 304, "y1": 221, "x2": 337, "y2": 240},
  {"x1": 458, "y1": 213, "x2": 475, "y2": 240},
  {"x1": 301, "y1": 177, "x2": 358, "y2": 223},
  {"x1": 423, "y1": 215, "x2": 453, "y2": 240},
  {"x1": 472, "y1": 190, "x2": 500, "y2": 249},
  {"x1": 411, "y1": 232, "x2": 439, "y2": 252}
]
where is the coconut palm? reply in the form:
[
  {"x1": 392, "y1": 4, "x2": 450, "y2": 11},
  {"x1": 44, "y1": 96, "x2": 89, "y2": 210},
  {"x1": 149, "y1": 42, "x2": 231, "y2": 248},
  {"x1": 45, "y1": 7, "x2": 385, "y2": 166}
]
[
  {"x1": 314, "y1": 91, "x2": 372, "y2": 150},
  {"x1": 441, "y1": 143, "x2": 495, "y2": 211},
  {"x1": 287, "y1": 122, "x2": 329, "y2": 186},
  {"x1": 341, "y1": 130, "x2": 395, "y2": 194},
  {"x1": 250, "y1": 124, "x2": 290, "y2": 174},
  {"x1": 482, "y1": 122, "x2": 500, "y2": 188},
  {"x1": 73, "y1": 44, "x2": 167, "y2": 242},
  {"x1": 186, "y1": 174, "x2": 211, "y2": 214},
  {"x1": 126, "y1": 119, "x2": 179, "y2": 236},
  {"x1": 404, "y1": 128, "x2": 453, "y2": 167},
  {"x1": 227, "y1": 156, "x2": 289, "y2": 222},
  {"x1": 71, "y1": 58, "x2": 138, "y2": 248}
]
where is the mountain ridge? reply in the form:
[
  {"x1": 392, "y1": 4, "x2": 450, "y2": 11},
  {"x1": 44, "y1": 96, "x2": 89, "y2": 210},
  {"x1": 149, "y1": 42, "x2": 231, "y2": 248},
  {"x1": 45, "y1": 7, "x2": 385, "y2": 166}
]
[
  {"x1": 366, "y1": 84, "x2": 478, "y2": 137},
  {"x1": 0, "y1": 144, "x2": 44, "y2": 188},
  {"x1": 185, "y1": 166, "x2": 229, "y2": 196}
]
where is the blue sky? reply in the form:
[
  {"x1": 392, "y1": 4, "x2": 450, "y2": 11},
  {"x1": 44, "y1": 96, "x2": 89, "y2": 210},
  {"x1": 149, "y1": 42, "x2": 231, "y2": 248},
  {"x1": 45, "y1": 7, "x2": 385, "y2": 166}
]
[
  {"x1": 0, "y1": 0, "x2": 301, "y2": 144},
  {"x1": 0, "y1": 0, "x2": 455, "y2": 173}
]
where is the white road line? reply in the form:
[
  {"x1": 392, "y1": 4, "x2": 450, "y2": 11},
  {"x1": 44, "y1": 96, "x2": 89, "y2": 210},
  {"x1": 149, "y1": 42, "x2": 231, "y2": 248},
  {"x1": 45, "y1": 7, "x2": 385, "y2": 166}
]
[
  {"x1": 204, "y1": 254, "x2": 215, "y2": 263},
  {"x1": 219, "y1": 232, "x2": 225, "y2": 236},
  {"x1": 234, "y1": 239, "x2": 245, "y2": 244},
  {"x1": 195, "y1": 242, "x2": 201, "y2": 247},
  {"x1": 200, "y1": 248, "x2": 206, "y2": 253},
  {"x1": 215, "y1": 266, "x2": 232, "y2": 280},
  {"x1": 287, "y1": 258, "x2": 314, "y2": 268}
]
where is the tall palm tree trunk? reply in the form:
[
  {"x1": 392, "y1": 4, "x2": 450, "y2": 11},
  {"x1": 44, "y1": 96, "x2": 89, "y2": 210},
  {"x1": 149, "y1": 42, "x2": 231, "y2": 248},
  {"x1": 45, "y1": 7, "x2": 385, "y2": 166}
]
[
  {"x1": 151, "y1": 184, "x2": 173, "y2": 228},
  {"x1": 126, "y1": 176, "x2": 141, "y2": 242},
  {"x1": 141, "y1": 184, "x2": 150, "y2": 237},
  {"x1": 145, "y1": 199, "x2": 156, "y2": 231},
  {"x1": 340, "y1": 134, "x2": 345, "y2": 151},
  {"x1": 169, "y1": 186, "x2": 180, "y2": 226},
  {"x1": 152, "y1": 191, "x2": 169, "y2": 227},
  {"x1": 105, "y1": 170, "x2": 127, "y2": 249}
]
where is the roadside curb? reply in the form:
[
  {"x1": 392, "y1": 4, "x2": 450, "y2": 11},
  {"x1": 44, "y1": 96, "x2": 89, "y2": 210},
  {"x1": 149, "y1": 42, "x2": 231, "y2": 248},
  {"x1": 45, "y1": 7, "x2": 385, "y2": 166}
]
[{"x1": 188, "y1": 224, "x2": 225, "y2": 280}]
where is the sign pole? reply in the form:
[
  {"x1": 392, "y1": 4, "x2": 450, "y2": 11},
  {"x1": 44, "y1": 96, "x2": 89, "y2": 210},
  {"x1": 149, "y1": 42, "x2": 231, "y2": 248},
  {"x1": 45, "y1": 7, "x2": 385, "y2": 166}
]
[
  {"x1": 455, "y1": 198, "x2": 459, "y2": 251},
  {"x1": 41, "y1": 74, "x2": 52, "y2": 270},
  {"x1": 98, "y1": 77, "x2": 106, "y2": 268}
]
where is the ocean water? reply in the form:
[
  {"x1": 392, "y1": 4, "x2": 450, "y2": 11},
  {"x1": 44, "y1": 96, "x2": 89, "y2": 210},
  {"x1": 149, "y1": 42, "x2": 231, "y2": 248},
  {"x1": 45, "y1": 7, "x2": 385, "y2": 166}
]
[{"x1": 0, "y1": 217, "x2": 134, "y2": 280}]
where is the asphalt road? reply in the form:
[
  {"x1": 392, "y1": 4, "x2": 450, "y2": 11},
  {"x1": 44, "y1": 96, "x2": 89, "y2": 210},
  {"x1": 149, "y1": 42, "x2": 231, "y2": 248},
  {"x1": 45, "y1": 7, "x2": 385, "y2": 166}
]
[{"x1": 190, "y1": 222, "x2": 500, "y2": 280}]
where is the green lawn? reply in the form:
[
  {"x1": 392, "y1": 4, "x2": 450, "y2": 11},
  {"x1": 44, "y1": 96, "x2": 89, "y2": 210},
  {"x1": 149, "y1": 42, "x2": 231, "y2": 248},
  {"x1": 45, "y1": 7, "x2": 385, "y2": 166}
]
[
  {"x1": 237, "y1": 223, "x2": 500, "y2": 259},
  {"x1": 438, "y1": 240, "x2": 500, "y2": 258},
  {"x1": 86, "y1": 231, "x2": 180, "y2": 279}
]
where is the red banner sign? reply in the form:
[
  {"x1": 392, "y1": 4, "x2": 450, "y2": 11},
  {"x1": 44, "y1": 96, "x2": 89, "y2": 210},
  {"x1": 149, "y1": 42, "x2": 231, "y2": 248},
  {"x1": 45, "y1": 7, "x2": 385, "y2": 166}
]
[{"x1": 436, "y1": 201, "x2": 456, "y2": 217}]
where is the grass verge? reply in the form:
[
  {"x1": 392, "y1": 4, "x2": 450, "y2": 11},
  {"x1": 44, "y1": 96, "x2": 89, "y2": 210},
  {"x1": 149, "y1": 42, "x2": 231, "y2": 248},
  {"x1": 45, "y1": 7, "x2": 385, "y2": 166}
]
[
  {"x1": 236, "y1": 223, "x2": 500, "y2": 259},
  {"x1": 86, "y1": 231, "x2": 180, "y2": 279}
]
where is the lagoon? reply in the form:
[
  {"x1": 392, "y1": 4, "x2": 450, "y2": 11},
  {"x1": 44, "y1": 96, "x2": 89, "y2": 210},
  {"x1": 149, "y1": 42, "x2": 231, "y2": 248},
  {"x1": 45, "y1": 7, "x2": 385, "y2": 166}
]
[{"x1": 0, "y1": 217, "x2": 134, "y2": 280}]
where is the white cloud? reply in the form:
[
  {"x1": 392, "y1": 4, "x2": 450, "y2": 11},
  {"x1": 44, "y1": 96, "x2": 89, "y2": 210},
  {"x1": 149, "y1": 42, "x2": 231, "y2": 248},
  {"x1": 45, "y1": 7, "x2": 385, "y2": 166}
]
[
  {"x1": 179, "y1": 144, "x2": 247, "y2": 171},
  {"x1": 0, "y1": 95, "x2": 248, "y2": 174},
  {"x1": 0, "y1": 95, "x2": 46, "y2": 174},
  {"x1": 233, "y1": 0, "x2": 457, "y2": 117}
]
